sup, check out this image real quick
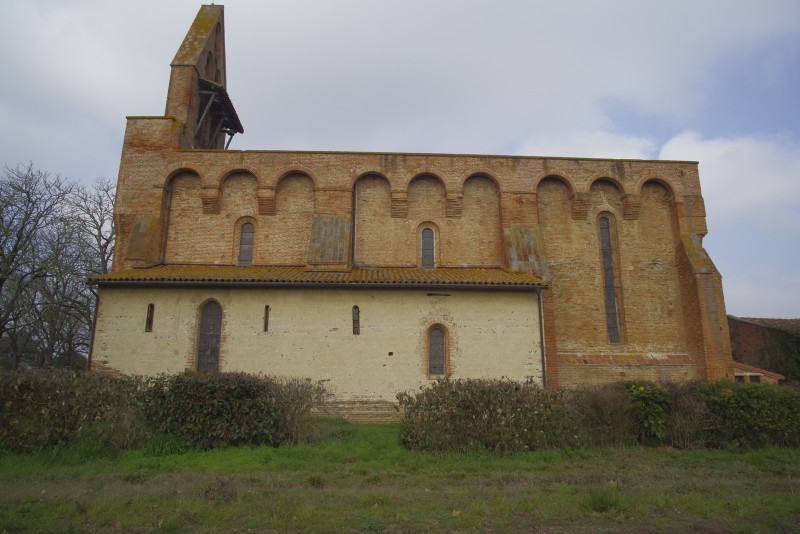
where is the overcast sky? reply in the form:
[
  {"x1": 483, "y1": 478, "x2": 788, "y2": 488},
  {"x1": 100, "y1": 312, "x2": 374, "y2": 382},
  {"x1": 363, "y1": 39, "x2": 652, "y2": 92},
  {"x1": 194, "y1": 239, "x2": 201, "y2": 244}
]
[{"x1": 1, "y1": 0, "x2": 798, "y2": 318}]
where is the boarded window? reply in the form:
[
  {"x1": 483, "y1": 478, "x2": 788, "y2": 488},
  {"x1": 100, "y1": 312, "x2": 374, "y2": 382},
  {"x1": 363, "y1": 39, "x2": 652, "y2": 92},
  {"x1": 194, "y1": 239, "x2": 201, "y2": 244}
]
[
  {"x1": 197, "y1": 301, "x2": 222, "y2": 371},
  {"x1": 145, "y1": 303, "x2": 154, "y2": 332},
  {"x1": 238, "y1": 223, "x2": 254, "y2": 266},
  {"x1": 421, "y1": 228, "x2": 435, "y2": 268},
  {"x1": 352, "y1": 306, "x2": 360, "y2": 335},
  {"x1": 429, "y1": 326, "x2": 445, "y2": 375},
  {"x1": 598, "y1": 215, "x2": 621, "y2": 343}
]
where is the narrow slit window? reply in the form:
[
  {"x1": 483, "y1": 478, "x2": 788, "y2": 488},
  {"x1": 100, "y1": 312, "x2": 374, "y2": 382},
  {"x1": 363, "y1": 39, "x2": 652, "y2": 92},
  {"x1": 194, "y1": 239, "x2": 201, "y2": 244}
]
[
  {"x1": 598, "y1": 215, "x2": 621, "y2": 343},
  {"x1": 238, "y1": 223, "x2": 254, "y2": 266},
  {"x1": 145, "y1": 303, "x2": 154, "y2": 332},
  {"x1": 421, "y1": 228, "x2": 434, "y2": 268},
  {"x1": 352, "y1": 306, "x2": 360, "y2": 335},
  {"x1": 264, "y1": 305, "x2": 270, "y2": 332},
  {"x1": 429, "y1": 326, "x2": 445, "y2": 375}
]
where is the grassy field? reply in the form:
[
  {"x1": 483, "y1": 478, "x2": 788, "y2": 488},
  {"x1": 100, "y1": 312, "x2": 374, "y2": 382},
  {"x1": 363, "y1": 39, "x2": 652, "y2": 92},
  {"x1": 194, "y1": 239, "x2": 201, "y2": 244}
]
[{"x1": 1, "y1": 420, "x2": 799, "y2": 533}]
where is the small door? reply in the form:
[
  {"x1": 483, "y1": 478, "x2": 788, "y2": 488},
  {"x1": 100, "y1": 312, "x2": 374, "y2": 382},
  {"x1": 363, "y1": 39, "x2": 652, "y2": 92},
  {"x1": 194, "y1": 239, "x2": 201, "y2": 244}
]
[{"x1": 197, "y1": 301, "x2": 222, "y2": 371}]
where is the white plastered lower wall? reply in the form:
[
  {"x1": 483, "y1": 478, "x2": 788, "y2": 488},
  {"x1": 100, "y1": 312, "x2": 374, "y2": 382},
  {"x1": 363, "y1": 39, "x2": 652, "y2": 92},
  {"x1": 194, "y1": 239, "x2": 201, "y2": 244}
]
[{"x1": 92, "y1": 286, "x2": 543, "y2": 401}]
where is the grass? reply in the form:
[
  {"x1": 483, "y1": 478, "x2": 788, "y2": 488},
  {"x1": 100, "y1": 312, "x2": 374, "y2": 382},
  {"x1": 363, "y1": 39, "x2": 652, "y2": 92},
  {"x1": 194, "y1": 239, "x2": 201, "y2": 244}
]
[{"x1": 1, "y1": 420, "x2": 799, "y2": 533}]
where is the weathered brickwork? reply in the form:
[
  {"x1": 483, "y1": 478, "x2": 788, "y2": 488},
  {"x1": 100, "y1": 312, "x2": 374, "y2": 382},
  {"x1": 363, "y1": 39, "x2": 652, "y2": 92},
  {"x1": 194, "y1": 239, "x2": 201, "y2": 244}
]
[
  {"x1": 728, "y1": 316, "x2": 799, "y2": 382},
  {"x1": 92, "y1": 5, "x2": 734, "y2": 402}
]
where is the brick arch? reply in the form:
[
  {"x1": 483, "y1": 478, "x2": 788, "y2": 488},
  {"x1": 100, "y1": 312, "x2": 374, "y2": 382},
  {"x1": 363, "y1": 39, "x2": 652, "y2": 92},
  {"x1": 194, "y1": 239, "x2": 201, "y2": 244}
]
[
  {"x1": 408, "y1": 173, "x2": 446, "y2": 221},
  {"x1": 274, "y1": 167, "x2": 318, "y2": 189},
  {"x1": 352, "y1": 171, "x2": 391, "y2": 190},
  {"x1": 587, "y1": 175, "x2": 626, "y2": 196},
  {"x1": 269, "y1": 173, "x2": 315, "y2": 264},
  {"x1": 635, "y1": 177, "x2": 677, "y2": 200},
  {"x1": 352, "y1": 173, "x2": 393, "y2": 266},
  {"x1": 404, "y1": 172, "x2": 448, "y2": 194},
  {"x1": 534, "y1": 174, "x2": 576, "y2": 195},
  {"x1": 460, "y1": 171, "x2": 501, "y2": 194},
  {"x1": 215, "y1": 165, "x2": 265, "y2": 187},
  {"x1": 460, "y1": 175, "x2": 502, "y2": 267},
  {"x1": 589, "y1": 178, "x2": 624, "y2": 217},
  {"x1": 163, "y1": 165, "x2": 203, "y2": 188},
  {"x1": 419, "y1": 319, "x2": 456, "y2": 377}
]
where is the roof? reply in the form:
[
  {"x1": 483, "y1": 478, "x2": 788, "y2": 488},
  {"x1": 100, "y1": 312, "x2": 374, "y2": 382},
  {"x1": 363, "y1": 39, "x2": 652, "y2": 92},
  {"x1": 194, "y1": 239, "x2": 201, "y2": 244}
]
[
  {"x1": 91, "y1": 265, "x2": 547, "y2": 290},
  {"x1": 198, "y1": 78, "x2": 244, "y2": 134},
  {"x1": 732, "y1": 361, "x2": 786, "y2": 380},
  {"x1": 729, "y1": 316, "x2": 800, "y2": 332}
]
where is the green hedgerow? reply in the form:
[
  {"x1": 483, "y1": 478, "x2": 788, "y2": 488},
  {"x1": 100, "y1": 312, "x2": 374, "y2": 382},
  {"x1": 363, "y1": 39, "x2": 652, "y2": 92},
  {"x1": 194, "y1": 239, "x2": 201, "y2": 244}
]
[
  {"x1": 0, "y1": 369, "x2": 150, "y2": 453},
  {"x1": 141, "y1": 372, "x2": 329, "y2": 450},
  {"x1": 397, "y1": 378, "x2": 583, "y2": 453}
]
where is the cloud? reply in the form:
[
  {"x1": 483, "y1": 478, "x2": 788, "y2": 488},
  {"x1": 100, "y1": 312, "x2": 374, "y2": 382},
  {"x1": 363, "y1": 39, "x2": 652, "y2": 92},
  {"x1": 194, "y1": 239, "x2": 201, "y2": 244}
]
[
  {"x1": 660, "y1": 130, "x2": 800, "y2": 226},
  {"x1": 659, "y1": 131, "x2": 800, "y2": 317},
  {"x1": 514, "y1": 131, "x2": 656, "y2": 160}
]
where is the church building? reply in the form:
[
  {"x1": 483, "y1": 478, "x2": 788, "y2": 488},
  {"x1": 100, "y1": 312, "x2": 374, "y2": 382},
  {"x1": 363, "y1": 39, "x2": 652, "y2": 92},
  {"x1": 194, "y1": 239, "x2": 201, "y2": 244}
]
[{"x1": 90, "y1": 5, "x2": 733, "y2": 409}]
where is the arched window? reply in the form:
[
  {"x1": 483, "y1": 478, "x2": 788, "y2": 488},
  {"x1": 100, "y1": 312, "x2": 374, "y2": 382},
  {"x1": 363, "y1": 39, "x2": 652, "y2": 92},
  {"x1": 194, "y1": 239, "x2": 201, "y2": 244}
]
[
  {"x1": 238, "y1": 223, "x2": 254, "y2": 266},
  {"x1": 263, "y1": 305, "x2": 270, "y2": 332},
  {"x1": 428, "y1": 326, "x2": 446, "y2": 375},
  {"x1": 352, "y1": 306, "x2": 360, "y2": 335},
  {"x1": 144, "y1": 303, "x2": 154, "y2": 332},
  {"x1": 421, "y1": 228, "x2": 435, "y2": 268},
  {"x1": 598, "y1": 214, "x2": 622, "y2": 343},
  {"x1": 197, "y1": 301, "x2": 222, "y2": 371}
]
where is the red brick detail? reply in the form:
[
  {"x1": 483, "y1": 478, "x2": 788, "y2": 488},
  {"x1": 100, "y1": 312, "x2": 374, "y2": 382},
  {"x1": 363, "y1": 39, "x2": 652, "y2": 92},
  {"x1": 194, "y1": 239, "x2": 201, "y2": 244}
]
[
  {"x1": 257, "y1": 188, "x2": 276, "y2": 215},
  {"x1": 391, "y1": 191, "x2": 408, "y2": 218},
  {"x1": 571, "y1": 192, "x2": 589, "y2": 220},
  {"x1": 622, "y1": 194, "x2": 641, "y2": 220},
  {"x1": 200, "y1": 186, "x2": 221, "y2": 214},
  {"x1": 557, "y1": 353, "x2": 693, "y2": 366},
  {"x1": 445, "y1": 194, "x2": 463, "y2": 218}
]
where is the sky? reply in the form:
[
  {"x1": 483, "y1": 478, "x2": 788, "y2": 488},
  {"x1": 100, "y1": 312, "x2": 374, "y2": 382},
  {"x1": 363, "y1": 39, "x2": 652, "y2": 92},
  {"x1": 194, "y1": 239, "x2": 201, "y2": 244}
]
[{"x1": 1, "y1": 0, "x2": 799, "y2": 318}]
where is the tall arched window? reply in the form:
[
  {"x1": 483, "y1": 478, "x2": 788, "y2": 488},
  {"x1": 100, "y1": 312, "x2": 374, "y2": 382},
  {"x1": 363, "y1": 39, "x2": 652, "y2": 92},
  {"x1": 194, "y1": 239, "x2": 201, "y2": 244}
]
[
  {"x1": 197, "y1": 301, "x2": 222, "y2": 371},
  {"x1": 238, "y1": 223, "x2": 254, "y2": 266},
  {"x1": 598, "y1": 214, "x2": 622, "y2": 343},
  {"x1": 428, "y1": 326, "x2": 445, "y2": 375},
  {"x1": 421, "y1": 228, "x2": 435, "y2": 268}
]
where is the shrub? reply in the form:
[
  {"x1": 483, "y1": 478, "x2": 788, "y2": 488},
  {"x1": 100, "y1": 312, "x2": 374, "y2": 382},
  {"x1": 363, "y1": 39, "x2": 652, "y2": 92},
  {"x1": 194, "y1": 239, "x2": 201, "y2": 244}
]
[
  {"x1": 664, "y1": 381, "x2": 716, "y2": 449},
  {"x1": 141, "y1": 373, "x2": 329, "y2": 450},
  {"x1": 700, "y1": 381, "x2": 800, "y2": 448},
  {"x1": 572, "y1": 384, "x2": 635, "y2": 447},
  {"x1": 621, "y1": 382, "x2": 670, "y2": 445},
  {"x1": 397, "y1": 378, "x2": 582, "y2": 453},
  {"x1": 0, "y1": 369, "x2": 150, "y2": 453}
]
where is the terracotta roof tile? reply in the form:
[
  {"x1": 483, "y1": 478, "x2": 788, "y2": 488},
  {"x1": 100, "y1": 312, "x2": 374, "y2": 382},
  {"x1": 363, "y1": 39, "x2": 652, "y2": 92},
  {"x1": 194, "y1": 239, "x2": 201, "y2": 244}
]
[
  {"x1": 729, "y1": 316, "x2": 800, "y2": 332},
  {"x1": 732, "y1": 361, "x2": 786, "y2": 380},
  {"x1": 91, "y1": 265, "x2": 546, "y2": 289}
]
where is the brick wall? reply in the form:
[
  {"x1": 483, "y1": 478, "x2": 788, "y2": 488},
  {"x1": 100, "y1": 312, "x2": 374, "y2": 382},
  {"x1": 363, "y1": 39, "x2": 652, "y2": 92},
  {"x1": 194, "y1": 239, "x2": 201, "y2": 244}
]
[
  {"x1": 729, "y1": 317, "x2": 799, "y2": 381},
  {"x1": 98, "y1": 3, "x2": 735, "y2": 391}
]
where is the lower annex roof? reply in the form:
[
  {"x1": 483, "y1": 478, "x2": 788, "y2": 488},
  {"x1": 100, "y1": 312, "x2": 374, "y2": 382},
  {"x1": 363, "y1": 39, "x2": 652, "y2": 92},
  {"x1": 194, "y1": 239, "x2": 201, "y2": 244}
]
[{"x1": 91, "y1": 265, "x2": 546, "y2": 290}]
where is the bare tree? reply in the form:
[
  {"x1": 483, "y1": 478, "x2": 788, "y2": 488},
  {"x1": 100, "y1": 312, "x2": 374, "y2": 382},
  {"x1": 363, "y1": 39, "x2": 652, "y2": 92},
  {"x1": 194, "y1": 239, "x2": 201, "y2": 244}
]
[
  {"x1": 68, "y1": 177, "x2": 116, "y2": 277},
  {"x1": 1, "y1": 164, "x2": 74, "y2": 368},
  {"x1": 0, "y1": 164, "x2": 115, "y2": 370}
]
